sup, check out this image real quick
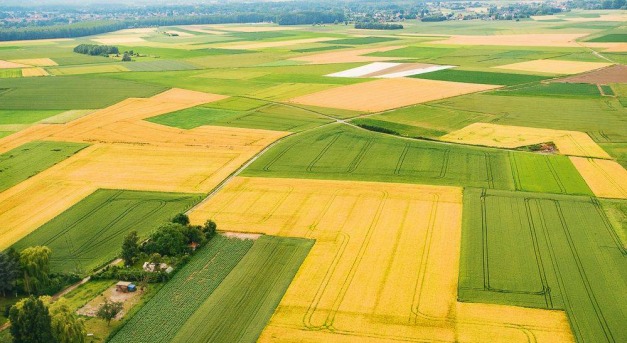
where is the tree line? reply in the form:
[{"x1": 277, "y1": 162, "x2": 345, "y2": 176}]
[
  {"x1": 73, "y1": 44, "x2": 119, "y2": 57},
  {"x1": 355, "y1": 22, "x2": 403, "y2": 30}
]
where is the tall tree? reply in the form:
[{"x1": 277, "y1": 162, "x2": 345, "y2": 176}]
[
  {"x1": 48, "y1": 298, "x2": 86, "y2": 343},
  {"x1": 0, "y1": 251, "x2": 20, "y2": 296},
  {"x1": 121, "y1": 231, "x2": 140, "y2": 266},
  {"x1": 19, "y1": 246, "x2": 52, "y2": 295},
  {"x1": 96, "y1": 299, "x2": 123, "y2": 326},
  {"x1": 9, "y1": 296, "x2": 54, "y2": 343}
]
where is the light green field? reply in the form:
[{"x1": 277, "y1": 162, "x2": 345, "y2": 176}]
[
  {"x1": 0, "y1": 109, "x2": 63, "y2": 124},
  {"x1": 459, "y1": 188, "x2": 626, "y2": 343},
  {"x1": 242, "y1": 124, "x2": 592, "y2": 195},
  {"x1": 0, "y1": 76, "x2": 166, "y2": 109},
  {"x1": 172, "y1": 236, "x2": 313, "y2": 343},
  {"x1": 411, "y1": 69, "x2": 550, "y2": 85},
  {"x1": 148, "y1": 100, "x2": 332, "y2": 132},
  {"x1": 12, "y1": 189, "x2": 202, "y2": 274},
  {"x1": 0, "y1": 141, "x2": 88, "y2": 193},
  {"x1": 109, "y1": 235, "x2": 255, "y2": 343}
]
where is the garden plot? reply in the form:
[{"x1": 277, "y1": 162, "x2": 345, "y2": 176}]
[
  {"x1": 327, "y1": 62, "x2": 454, "y2": 78},
  {"x1": 289, "y1": 78, "x2": 498, "y2": 112},
  {"x1": 570, "y1": 157, "x2": 627, "y2": 199},
  {"x1": 441, "y1": 123, "x2": 611, "y2": 158},
  {"x1": 189, "y1": 177, "x2": 575, "y2": 343},
  {"x1": 494, "y1": 60, "x2": 612, "y2": 75}
]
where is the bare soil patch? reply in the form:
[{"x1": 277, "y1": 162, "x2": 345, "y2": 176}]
[{"x1": 552, "y1": 64, "x2": 627, "y2": 84}]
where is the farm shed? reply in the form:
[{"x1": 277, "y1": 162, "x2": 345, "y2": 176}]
[{"x1": 115, "y1": 281, "x2": 136, "y2": 292}]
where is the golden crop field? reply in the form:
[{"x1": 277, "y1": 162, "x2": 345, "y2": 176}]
[
  {"x1": 189, "y1": 177, "x2": 574, "y2": 343},
  {"x1": 570, "y1": 157, "x2": 627, "y2": 199},
  {"x1": 0, "y1": 89, "x2": 289, "y2": 249},
  {"x1": 494, "y1": 60, "x2": 612, "y2": 75},
  {"x1": 21, "y1": 67, "x2": 49, "y2": 77},
  {"x1": 289, "y1": 78, "x2": 498, "y2": 112},
  {"x1": 441, "y1": 123, "x2": 611, "y2": 159},
  {"x1": 10, "y1": 58, "x2": 58, "y2": 66}
]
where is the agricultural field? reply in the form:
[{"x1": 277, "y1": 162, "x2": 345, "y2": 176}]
[
  {"x1": 242, "y1": 124, "x2": 592, "y2": 196},
  {"x1": 459, "y1": 188, "x2": 626, "y2": 342},
  {"x1": 189, "y1": 177, "x2": 574, "y2": 343},
  {"x1": 0, "y1": 140, "x2": 87, "y2": 192},
  {"x1": 12, "y1": 189, "x2": 201, "y2": 273},
  {"x1": 0, "y1": 8, "x2": 625, "y2": 343}
]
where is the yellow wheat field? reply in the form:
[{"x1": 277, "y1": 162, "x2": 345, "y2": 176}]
[
  {"x1": 441, "y1": 123, "x2": 611, "y2": 158},
  {"x1": 290, "y1": 46, "x2": 406, "y2": 64},
  {"x1": 0, "y1": 89, "x2": 289, "y2": 248},
  {"x1": 289, "y1": 78, "x2": 498, "y2": 112},
  {"x1": 10, "y1": 58, "x2": 57, "y2": 66},
  {"x1": 189, "y1": 177, "x2": 575, "y2": 343},
  {"x1": 0, "y1": 59, "x2": 29, "y2": 69},
  {"x1": 21, "y1": 67, "x2": 49, "y2": 77},
  {"x1": 494, "y1": 59, "x2": 611, "y2": 75},
  {"x1": 570, "y1": 157, "x2": 627, "y2": 199}
]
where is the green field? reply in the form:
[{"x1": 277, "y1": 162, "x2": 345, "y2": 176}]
[
  {"x1": 12, "y1": 189, "x2": 202, "y2": 273},
  {"x1": 0, "y1": 141, "x2": 88, "y2": 193},
  {"x1": 0, "y1": 76, "x2": 166, "y2": 110},
  {"x1": 431, "y1": 94, "x2": 626, "y2": 142},
  {"x1": 459, "y1": 188, "x2": 627, "y2": 343},
  {"x1": 0, "y1": 69, "x2": 21, "y2": 78},
  {"x1": 327, "y1": 36, "x2": 398, "y2": 45},
  {"x1": 109, "y1": 235, "x2": 255, "y2": 343},
  {"x1": 491, "y1": 82, "x2": 601, "y2": 98},
  {"x1": 411, "y1": 69, "x2": 549, "y2": 85},
  {"x1": 172, "y1": 236, "x2": 313, "y2": 343},
  {"x1": 0, "y1": 109, "x2": 63, "y2": 125},
  {"x1": 242, "y1": 124, "x2": 592, "y2": 195},
  {"x1": 600, "y1": 84, "x2": 615, "y2": 96},
  {"x1": 118, "y1": 60, "x2": 198, "y2": 72},
  {"x1": 585, "y1": 34, "x2": 627, "y2": 42},
  {"x1": 148, "y1": 100, "x2": 332, "y2": 131}
]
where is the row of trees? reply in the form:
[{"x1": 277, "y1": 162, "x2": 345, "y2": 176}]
[
  {"x1": 276, "y1": 10, "x2": 345, "y2": 25},
  {"x1": 355, "y1": 22, "x2": 403, "y2": 30},
  {"x1": 0, "y1": 246, "x2": 76, "y2": 297},
  {"x1": 73, "y1": 44, "x2": 119, "y2": 57},
  {"x1": 9, "y1": 296, "x2": 85, "y2": 343}
]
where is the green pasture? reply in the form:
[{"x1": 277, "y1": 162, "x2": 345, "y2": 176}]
[
  {"x1": 327, "y1": 37, "x2": 398, "y2": 45},
  {"x1": 599, "y1": 143, "x2": 627, "y2": 168},
  {"x1": 172, "y1": 236, "x2": 313, "y2": 343},
  {"x1": 491, "y1": 82, "x2": 601, "y2": 98},
  {"x1": 0, "y1": 69, "x2": 21, "y2": 78},
  {"x1": 12, "y1": 189, "x2": 202, "y2": 274},
  {"x1": 0, "y1": 76, "x2": 166, "y2": 110},
  {"x1": 586, "y1": 34, "x2": 627, "y2": 42},
  {"x1": 109, "y1": 235, "x2": 255, "y2": 343},
  {"x1": 242, "y1": 124, "x2": 591, "y2": 195},
  {"x1": 122, "y1": 60, "x2": 198, "y2": 72},
  {"x1": 0, "y1": 141, "x2": 88, "y2": 193},
  {"x1": 459, "y1": 188, "x2": 626, "y2": 343}
]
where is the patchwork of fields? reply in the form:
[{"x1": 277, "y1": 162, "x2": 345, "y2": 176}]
[{"x1": 0, "y1": 12, "x2": 625, "y2": 343}]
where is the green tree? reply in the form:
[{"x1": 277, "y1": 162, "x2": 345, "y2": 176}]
[
  {"x1": 171, "y1": 213, "x2": 190, "y2": 226},
  {"x1": 144, "y1": 223, "x2": 187, "y2": 257},
  {"x1": 49, "y1": 298, "x2": 86, "y2": 343},
  {"x1": 180, "y1": 225, "x2": 205, "y2": 246},
  {"x1": 202, "y1": 219, "x2": 218, "y2": 239},
  {"x1": 9, "y1": 296, "x2": 54, "y2": 343},
  {"x1": 0, "y1": 251, "x2": 20, "y2": 296},
  {"x1": 19, "y1": 246, "x2": 52, "y2": 295},
  {"x1": 121, "y1": 53, "x2": 131, "y2": 62},
  {"x1": 121, "y1": 231, "x2": 140, "y2": 266},
  {"x1": 96, "y1": 299, "x2": 123, "y2": 326}
]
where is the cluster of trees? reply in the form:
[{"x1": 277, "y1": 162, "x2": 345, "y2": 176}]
[
  {"x1": 9, "y1": 296, "x2": 86, "y2": 343},
  {"x1": 421, "y1": 15, "x2": 448, "y2": 22},
  {"x1": 73, "y1": 44, "x2": 119, "y2": 57},
  {"x1": 355, "y1": 22, "x2": 403, "y2": 30},
  {"x1": 276, "y1": 10, "x2": 344, "y2": 25},
  {"x1": 1, "y1": 246, "x2": 78, "y2": 298},
  {"x1": 600, "y1": 0, "x2": 626, "y2": 9}
]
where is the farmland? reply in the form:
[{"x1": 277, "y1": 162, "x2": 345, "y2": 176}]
[
  {"x1": 12, "y1": 189, "x2": 201, "y2": 273},
  {"x1": 172, "y1": 236, "x2": 313, "y2": 343},
  {"x1": 242, "y1": 124, "x2": 592, "y2": 195},
  {"x1": 459, "y1": 188, "x2": 626, "y2": 342},
  {"x1": 108, "y1": 235, "x2": 255, "y2": 343},
  {"x1": 0, "y1": 140, "x2": 87, "y2": 192},
  {"x1": 0, "y1": 7, "x2": 625, "y2": 343}
]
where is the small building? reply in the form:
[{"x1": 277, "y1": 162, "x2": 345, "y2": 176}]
[
  {"x1": 142, "y1": 262, "x2": 169, "y2": 272},
  {"x1": 115, "y1": 281, "x2": 136, "y2": 292}
]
